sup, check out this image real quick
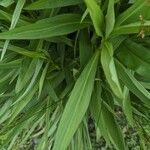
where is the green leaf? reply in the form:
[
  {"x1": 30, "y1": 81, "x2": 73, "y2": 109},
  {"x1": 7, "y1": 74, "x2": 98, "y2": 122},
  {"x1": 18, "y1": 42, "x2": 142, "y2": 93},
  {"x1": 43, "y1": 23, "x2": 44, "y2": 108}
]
[
  {"x1": 0, "y1": 100, "x2": 12, "y2": 117},
  {"x1": 8, "y1": 84, "x2": 37, "y2": 124},
  {"x1": 46, "y1": 36, "x2": 73, "y2": 47},
  {"x1": 115, "y1": 0, "x2": 146, "y2": 26},
  {"x1": 84, "y1": 0, "x2": 104, "y2": 37},
  {"x1": 20, "y1": 117, "x2": 43, "y2": 145},
  {"x1": 116, "y1": 39, "x2": 150, "y2": 79},
  {"x1": 101, "y1": 41, "x2": 123, "y2": 99},
  {"x1": 12, "y1": 59, "x2": 43, "y2": 105},
  {"x1": 116, "y1": 60, "x2": 150, "y2": 108},
  {"x1": 53, "y1": 51, "x2": 99, "y2": 150},
  {"x1": 0, "y1": 9, "x2": 12, "y2": 22},
  {"x1": 46, "y1": 81, "x2": 59, "y2": 102},
  {"x1": 1, "y1": 0, "x2": 26, "y2": 60},
  {"x1": 0, "y1": 0, "x2": 14, "y2": 7},
  {"x1": 111, "y1": 36, "x2": 127, "y2": 50},
  {"x1": 90, "y1": 83, "x2": 111, "y2": 146},
  {"x1": 36, "y1": 96, "x2": 51, "y2": 150},
  {"x1": 0, "y1": 70, "x2": 15, "y2": 84},
  {"x1": 0, "y1": 9, "x2": 30, "y2": 26},
  {"x1": 0, "y1": 42, "x2": 45, "y2": 58},
  {"x1": 0, "y1": 14, "x2": 90, "y2": 39},
  {"x1": 10, "y1": 0, "x2": 26, "y2": 30},
  {"x1": 93, "y1": 89, "x2": 126, "y2": 150},
  {"x1": 101, "y1": 103, "x2": 126, "y2": 150},
  {"x1": 0, "y1": 59, "x2": 21, "y2": 69},
  {"x1": 113, "y1": 21, "x2": 150, "y2": 35},
  {"x1": 105, "y1": 0, "x2": 115, "y2": 38},
  {"x1": 79, "y1": 29, "x2": 92, "y2": 69},
  {"x1": 38, "y1": 62, "x2": 50, "y2": 99},
  {"x1": 25, "y1": 0, "x2": 82, "y2": 10},
  {"x1": 15, "y1": 59, "x2": 36, "y2": 93},
  {"x1": 122, "y1": 5, "x2": 150, "y2": 24},
  {"x1": 123, "y1": 86, "x2": 134, "y2": 126},
  {"x1": 125, "y1": 39, "x2": 150, "y2": 64}
]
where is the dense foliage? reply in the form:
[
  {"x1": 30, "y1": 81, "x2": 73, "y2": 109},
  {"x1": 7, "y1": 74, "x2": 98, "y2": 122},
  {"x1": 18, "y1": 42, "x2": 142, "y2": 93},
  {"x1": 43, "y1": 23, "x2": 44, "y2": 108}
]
[{"x1": 0, "y1": 0, "x2": 150, "y2": 149}]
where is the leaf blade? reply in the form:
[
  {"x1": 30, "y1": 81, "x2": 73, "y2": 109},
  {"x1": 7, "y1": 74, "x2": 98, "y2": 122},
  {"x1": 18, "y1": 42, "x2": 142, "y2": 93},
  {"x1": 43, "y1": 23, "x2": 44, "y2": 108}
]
[
  {"x1": 53, "y1": 51, "x2": 99, "y2": 150},
  {"x1": 105, "y1": 0, "x2": 115, "y2": 38},
  {"x1": 0, "y1": 14, "x2": 90, "y2": 39},
  {"x1": 84, "y1": 0, "x2": 104, "y2": 37},
  {"x1": 101, "y1": 41, "x2": 123, "y2": 99},
  {"x1": 25, "y1": 0, "x2": 82, "y2": 10}
]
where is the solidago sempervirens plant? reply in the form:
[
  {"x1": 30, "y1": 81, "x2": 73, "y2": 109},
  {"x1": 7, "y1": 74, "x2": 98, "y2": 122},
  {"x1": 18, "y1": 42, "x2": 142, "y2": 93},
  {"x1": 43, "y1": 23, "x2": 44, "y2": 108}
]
[{"x1": 0, "y1": 0, "x2": 150, "y2": 149}]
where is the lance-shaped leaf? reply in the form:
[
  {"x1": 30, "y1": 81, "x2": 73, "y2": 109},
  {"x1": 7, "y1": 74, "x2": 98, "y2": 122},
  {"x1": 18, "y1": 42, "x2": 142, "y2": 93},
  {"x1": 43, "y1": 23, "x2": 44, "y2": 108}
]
[
  {"x1": 115, "y1": 0, "x2": 146, "y2": 26},
  {"x1": 25, "y1": 0, "x2": 82, "y2": 10},
  {"x1": 1, "y1": 0, "x2": 26, "y2": 60},
  {"x1": 101, "y1": 41, "x2": 123, "y2": 99},
  {"x1": 116, "y1": 60, "x2": 150, "y2": 108},
  {"x1": 79, "y1": 29, "x2": 92, "y2": 69},
  {"x1": 113, "y1": 21, "x2": 150, "y2": 35},
  {"x1": 101, "y1": 103, "x2": 126, "y2": 150},
  {"x1": 0, "y1": 41, "x2": 45, "y2": 58},
  {"x1": 53, "y1": 51, "x2": 99, "y2": 150},
  {"x1": 92, "y1": 89, "x2": 126, "y2": 150},
  {"x1": 123, "y1": 86, "x2": 134, "y2": 126},
  {"x1": 116, "y1": 40, "x2": 150, "y2": 80},
  {"x1": 84, "y1": 0, "x2": 104, "y2": 37},
  {"x1": 0, "y1": 14, "x2": 90, "y2": 40},
  {"x1": 0, "y1": 0, "x2": 14, "y2": 7},
  {"x1": 105, "y1": 0, "x2": 115, "y2": 38}
]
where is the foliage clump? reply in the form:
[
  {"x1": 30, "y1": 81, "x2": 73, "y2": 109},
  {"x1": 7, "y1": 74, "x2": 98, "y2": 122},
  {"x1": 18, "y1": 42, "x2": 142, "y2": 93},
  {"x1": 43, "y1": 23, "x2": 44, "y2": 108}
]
[{"x1": 0, "y1": 0, "x2": 150, "y2": 149}]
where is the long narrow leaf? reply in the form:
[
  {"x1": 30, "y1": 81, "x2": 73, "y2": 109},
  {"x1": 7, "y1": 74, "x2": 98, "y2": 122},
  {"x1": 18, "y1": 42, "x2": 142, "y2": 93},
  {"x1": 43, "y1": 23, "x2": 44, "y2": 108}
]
[
  {"x1": 1, "y1": 0, "x2": 26, "y2": 60},
  {"x1": 53, "y1": 51, "x2": 99, "y2": 150},
  {"x1": 116, "y1": 60, "x2": 150, "y2": 108},
  {"x1": 84, "y1": 0, "x2": 104, "y2": 37},
  {"x1": 0, "y1": 14, "x2": 90, "y2": 39},
  {"x1": 115, "y1": 0, "x2": 146, "y2": 26},
  {"x1": 105, "y1": 0, "x2": 115, "y2": 38},
  {"x1": 101, "y1": 41, "x2": 123, "y2": 99},
  {"x1": 25, "y1": 0, "x2": 82, "y2": 10}
]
